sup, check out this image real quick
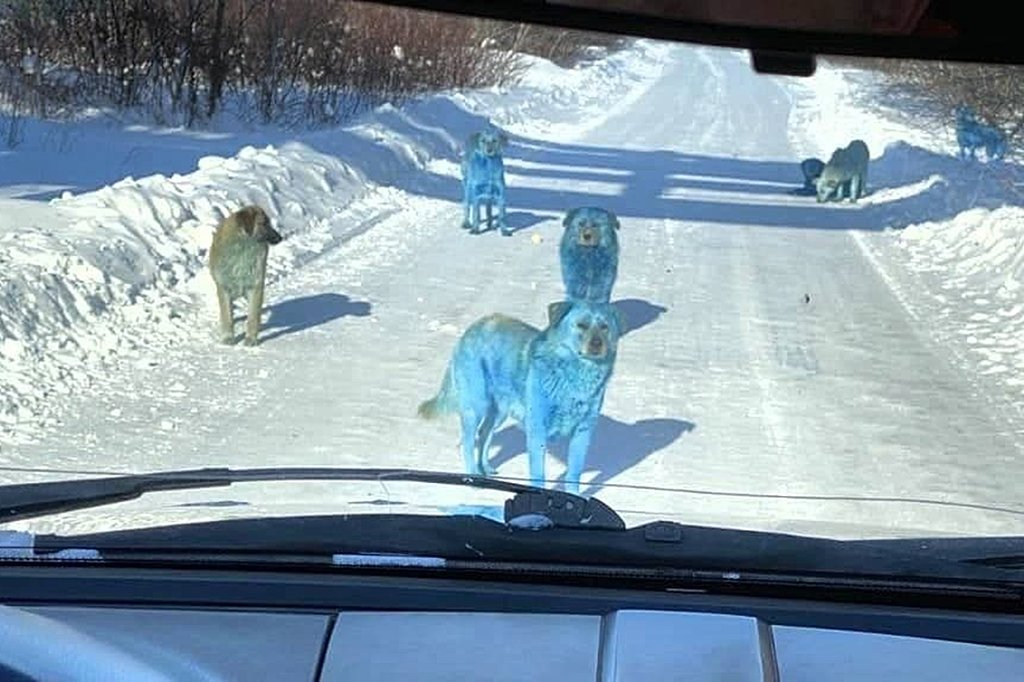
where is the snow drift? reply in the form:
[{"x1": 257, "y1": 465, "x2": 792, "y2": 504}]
[{"x1": 0, "y1": 40, "x2": 670, "y2": 442}]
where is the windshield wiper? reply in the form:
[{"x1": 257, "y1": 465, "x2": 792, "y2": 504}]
[
  {"x1": 0, "y1": 466, "x2": 625, "y2": 530},
  {"x1": 6, "y1": 468, "x2": 1022, "y2": 589}
]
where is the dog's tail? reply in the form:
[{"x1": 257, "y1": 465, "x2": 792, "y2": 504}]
[{"x1": 417, "y1": 364, "x2": 457, "y2": 420}]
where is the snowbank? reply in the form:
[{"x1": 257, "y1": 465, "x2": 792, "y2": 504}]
[
  {"x1": 787, "y1": 57, "x2": 1024, "y2": 411},
  {"x1": 0, "y1": 39, "x2": 670, "y2": 442},
  {"x1": 896, "y1": 207, "x2": 1024, "y2": 386}
]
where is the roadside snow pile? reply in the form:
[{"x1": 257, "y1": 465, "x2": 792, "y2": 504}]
[
  {"x1": 0, "y1": 39, "x2": 666, "y2": 443},
  {"x1": 900, "y1": 207, "x2": 1024, "y2": 299},
  {"x1": 786, "y1": 59, "x2": 946, "y2": 162},
  {"x1": 895, "y1": 206, "x2": 1024, "y2": 390},
  {"x1": 453, "y1": 39, "x2": 671, "y2": 141},
  {"x1": 786, "y1": 56, "x2": 1024, "y2": 410},
  {"x1": 0, "y1": 143, "x2": 366, "y2": 439}
]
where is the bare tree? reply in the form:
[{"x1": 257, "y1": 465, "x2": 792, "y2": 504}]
[{"x1": 0, "y1": 0, "x2": 621, "y2": 135}]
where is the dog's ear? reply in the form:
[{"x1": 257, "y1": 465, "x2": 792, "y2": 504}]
[
  {"x1": 468, "y1": 132, "x2": 481, "y2": 151},
  {"x1": 562, "y1": 208, "x2": 581, "y2": 228},
  {"x1": 547, "y1": 301, "x2": 573, "y2": 328},
  {"x1": 612, "y1": 306, "x2": 627, "y2": 334},
  {"x1": 498, "y1": 132, "x2": 508, "y2": 149},
  {"x1": 608, "y1": 212, "x2": 620, "y2": 231},
  {"x1": 236, "y1": 206, "x2": 257, "y2": 236}
]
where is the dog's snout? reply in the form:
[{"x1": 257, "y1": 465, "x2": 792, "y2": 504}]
[
  {"x1": 579, "y1": 228, "x2": 596, "y2": 245},
  {"x1": 266, "y1": 230, "x2": 283, "y2": 245},
  {"x1": 586, "y1": 334, "x2": 606, "y2": 356}
]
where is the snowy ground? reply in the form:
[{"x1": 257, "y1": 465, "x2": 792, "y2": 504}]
[{"x1": 2, "y1": 39, "x2": 1024, "y2": 541}]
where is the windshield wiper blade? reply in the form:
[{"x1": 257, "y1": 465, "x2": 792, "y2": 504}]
[{"x1": 0, "y1": 466, "x2": 625, "y2": 530}]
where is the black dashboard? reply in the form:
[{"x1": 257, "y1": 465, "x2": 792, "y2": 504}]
[{"x1": 1, "y1": 565, "x2": 1022, "y2": 680}]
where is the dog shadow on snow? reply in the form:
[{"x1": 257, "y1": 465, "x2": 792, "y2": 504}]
[
  {"x1": 487, "y1": 416, "x2": 696, "y2": 498},
  {"x1": 615, "y1": 298, "x2": 667, "y2": 336},
  {"x1": 466, "y1": 210, "x2": 548, "y2": 236},
  {"x1": 257, "y1": 292, "x2": 371, "y2": 343}
]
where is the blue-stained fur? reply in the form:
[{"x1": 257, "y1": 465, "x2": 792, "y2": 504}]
[
  {"x1": 559, "y1": 207, "x2": 620, "y2": 303},
  {"x1": 461, "y1": 128, "x2": 509, "y2": 235},
  {"x1": 800, "y1": 158, "x2": 825, "y2": 191},
  {"x1": 418, "y1": 300, "x2": 624, "y2": 494}
]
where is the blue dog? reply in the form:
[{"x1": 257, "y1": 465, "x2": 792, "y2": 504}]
[
  {"x1": 461, "y1": 128, "x2": 509, "y2": 235},
  {"x1": 800, "y1": 157, "x2": 825, "y2": 191},
  {"x1": 559, "y1": 207, "x2": 620, "y2": 303},
  {"x1": 418, "y1": 299, "x2": 624, "y2": 494},
  {"x1": 955, "y1": 106, "x2": 1006, "y2": 161}
]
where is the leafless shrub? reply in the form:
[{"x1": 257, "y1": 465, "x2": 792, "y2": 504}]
[
  {"x1": 0, "y1": 0, "x2": 619, "y2": 137},
  {"x1": 478, "y1": 21, "x2": 625, "y2": 67},
  {"x1": 822, "y1": 55, "x2": 1024, "y2": 154}
]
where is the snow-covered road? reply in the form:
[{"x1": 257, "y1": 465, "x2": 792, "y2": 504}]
[{"x1": 6, "y1": 42, "x2": 1024, "y2": 540}]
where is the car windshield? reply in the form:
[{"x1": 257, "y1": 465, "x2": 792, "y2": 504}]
[{"x1": 1, "y1": 2, "x2": 1023, "y2": 557}]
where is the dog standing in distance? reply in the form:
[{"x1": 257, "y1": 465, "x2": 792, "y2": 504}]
[
  {"x1": 418, "y1": 299, "x2": 624, "y2": 494},
  {"x1": 208, "y1": 205, "x2": 282, "y2": 346},
  {"x1": 559, "y1": 207, "x2": 620, "y2": 303},
  {"x1": 955, "y1": 106, "x2": 1006, "y2": 162},
  {"x1": 461, "y1": 128, "x2": 509, "y2": 235}
]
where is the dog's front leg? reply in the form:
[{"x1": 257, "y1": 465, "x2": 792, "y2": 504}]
[
  {"x1": 497, "y1": 185, "x2": 511, "y2": 236},
  {"x1": 216, "y1": 284, "x2": 235, "y2": 344},
  {"x1": 469, "y1": 198, "x2": 482, "y2": 234},
  {"x1": 523, "y1": 393, "x2": 549, "y2": 488},
  {"x1": 564, "y1": 422, "x2": 596, "y2": 495},
  {"x1": 244, "y1": 248, "x2": 268, "y2": 346},
  {"x1": 461, "y1": 178, "x2": 473, "y2": 230},
  {"x1": 525, "y1": 426, "x2": 547, "y2": 489}
]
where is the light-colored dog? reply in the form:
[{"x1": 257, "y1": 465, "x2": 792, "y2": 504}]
[
  {"x1": 208, "y1": 205, "x2": 282, "y2": 346},
  {"x1": 418, "y1": 299, "x2": 624, "y2": 494},
  {"x1": 816, "y1": 139, "x2": 869, "y2": 203}
]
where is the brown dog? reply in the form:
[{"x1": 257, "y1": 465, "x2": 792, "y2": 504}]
[{"x1": 208, "y1": 205, "x2": 282, "y2": 346}]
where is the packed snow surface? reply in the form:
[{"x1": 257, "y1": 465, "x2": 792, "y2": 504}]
[{"x1": 2, "y1": 39, "x2": 1023, "y2": 542}]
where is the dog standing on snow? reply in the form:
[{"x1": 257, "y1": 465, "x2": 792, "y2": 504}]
[
  {"x1": 417, "y1": 299, "x2": 623, "y2": 495},
  {"x1": 208, "y1": 205, "x2": 282, "y2": 346},
  {"x1": 816, "y1": 139, "x2": 869, "y2": 203},
  {"x1": 461, "y1": 128, "x2": 509, "y2": 235},
  {"x1": 955, "y1": 105, "x2": 1007, "y2": 162},
  {"x1": 559, "y1": 207, "x2": 620, "y2": 303}
]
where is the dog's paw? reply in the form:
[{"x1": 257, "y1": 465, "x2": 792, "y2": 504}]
[
  {"x1": 243, "y1": 337, "x2": 260, "y2": 347},
  {"x1": 480, "y1": 461, "x2": 498, "y2": 476},
  {"x1": 220, "y1": 334, "x2": 237, "y2": 345},
  {"x1": 461, "y1": 221, "x2": 473, "y2": 230}
]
